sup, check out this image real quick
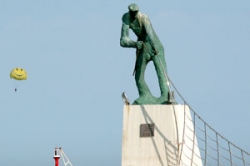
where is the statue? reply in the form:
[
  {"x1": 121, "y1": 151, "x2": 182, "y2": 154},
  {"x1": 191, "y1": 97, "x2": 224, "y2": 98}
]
[{"x1": 120, "y1": 3, "x2": 171, "y2": 105}]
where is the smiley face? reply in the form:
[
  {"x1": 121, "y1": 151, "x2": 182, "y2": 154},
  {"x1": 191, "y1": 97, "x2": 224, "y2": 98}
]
[{"x1": 10, "y1": 68, "x2": 28, "y2": 80}]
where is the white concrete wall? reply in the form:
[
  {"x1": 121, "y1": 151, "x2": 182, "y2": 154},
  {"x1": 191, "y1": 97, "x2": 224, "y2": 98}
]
[{"x1": 121, "y1": 105, "x2": 203, "y2": 166}]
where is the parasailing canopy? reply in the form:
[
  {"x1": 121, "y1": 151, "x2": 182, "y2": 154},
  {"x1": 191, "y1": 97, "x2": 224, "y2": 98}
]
[{"x1": 10, "y1": 68, "x2": 28, "y2": 80}]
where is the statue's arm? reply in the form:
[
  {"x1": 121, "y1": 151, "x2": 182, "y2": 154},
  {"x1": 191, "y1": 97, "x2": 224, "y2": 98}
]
[{"x1": 120, "y1": 15, "x2": 137, "y2": 48}]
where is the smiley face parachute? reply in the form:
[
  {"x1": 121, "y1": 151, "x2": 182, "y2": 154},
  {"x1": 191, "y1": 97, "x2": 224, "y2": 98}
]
[{"x1": 10, "y1": 68, "x2": 27, "y2": 91}]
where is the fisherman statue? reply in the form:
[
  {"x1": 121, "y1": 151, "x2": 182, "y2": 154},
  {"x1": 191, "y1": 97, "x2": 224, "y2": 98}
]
[{"x1": 120, "y1": 3, "x2": 171, "y2": 104}]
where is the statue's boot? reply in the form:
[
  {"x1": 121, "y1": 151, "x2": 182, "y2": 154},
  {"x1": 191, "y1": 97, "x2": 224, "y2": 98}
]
[{"x1": 133, "y1": 93, "x2": 157, "y2": 105}]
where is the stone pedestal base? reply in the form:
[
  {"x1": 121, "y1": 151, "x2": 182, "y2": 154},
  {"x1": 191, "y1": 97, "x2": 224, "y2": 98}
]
[{"x1": 121, "y1": 105, "x2": 203, "y2": 166}]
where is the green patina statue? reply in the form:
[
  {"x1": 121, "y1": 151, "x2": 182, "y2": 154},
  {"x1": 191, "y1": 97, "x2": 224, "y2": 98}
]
[{"x1": 120, "y1": 3, "x2": 171, "y2": 105}]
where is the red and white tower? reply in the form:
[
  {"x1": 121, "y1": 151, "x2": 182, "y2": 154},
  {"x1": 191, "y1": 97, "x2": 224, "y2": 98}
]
[{"x1": 53, "y1": 148, "x2": 60, "y2": 166}]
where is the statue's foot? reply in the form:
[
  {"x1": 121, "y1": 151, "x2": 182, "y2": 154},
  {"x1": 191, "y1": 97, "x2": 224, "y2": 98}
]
[
  {"x1": 133, "y1": 93, "x2": 176, "y2": 105},
  {"x1": 133, "y1": 95, "x2": 157, "y2": 105},
  {"x1": 157, "y1": 94, "x2": 176, "y2": 104}
]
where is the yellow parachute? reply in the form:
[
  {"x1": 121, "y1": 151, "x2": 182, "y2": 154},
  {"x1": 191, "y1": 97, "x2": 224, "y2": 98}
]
[
  {"x1": 10, "y1": 68, "x2": 27, "y2": 91},
  {"x1": 10, "y1": 68, "x2": 28, "y2": 80}
]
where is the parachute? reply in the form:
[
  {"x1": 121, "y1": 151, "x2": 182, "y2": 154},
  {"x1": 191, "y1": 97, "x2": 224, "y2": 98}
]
[
  {"x1": 10, "y1": 68, "x2": 27, "y2": 91},
  {"x1": 10, "y1": 68, "x2": 27, "y2": 80}
]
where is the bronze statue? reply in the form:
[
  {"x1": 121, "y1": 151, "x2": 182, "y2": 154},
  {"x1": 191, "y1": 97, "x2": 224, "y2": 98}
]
[{"x1": 120, "y1": 3, "x2": 170, "y2": 104}]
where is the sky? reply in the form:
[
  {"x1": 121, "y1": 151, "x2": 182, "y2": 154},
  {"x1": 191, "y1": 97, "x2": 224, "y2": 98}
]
[{"x1": 1, "y1": 0, "x2": 250, "y2": 165}]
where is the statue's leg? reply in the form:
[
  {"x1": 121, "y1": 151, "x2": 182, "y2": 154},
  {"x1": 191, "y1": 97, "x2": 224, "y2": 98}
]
[
  {"x1": 152, "y1": 51, "x2": 170, "y2": 103},
  {"x1": 135, "y1": 56, "x2": 151, "y2": 97},
  {"x1": 133, "y1": 53, "x2": 156, "y2": 104}
]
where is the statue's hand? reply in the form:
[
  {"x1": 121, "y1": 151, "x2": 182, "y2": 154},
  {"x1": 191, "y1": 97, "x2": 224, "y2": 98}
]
[{"x1": 136, "y1": 41, "x2": 143, "y2": 50}]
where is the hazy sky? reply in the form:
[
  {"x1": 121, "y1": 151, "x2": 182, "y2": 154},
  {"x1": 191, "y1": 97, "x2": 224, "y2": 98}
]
[{"x1": 1, "y1": 0, "x2": 250, "y2": 165}]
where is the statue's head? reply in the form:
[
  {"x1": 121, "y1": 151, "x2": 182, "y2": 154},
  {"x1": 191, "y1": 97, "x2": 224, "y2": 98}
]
[
  {"x1": 128, "y1": 3, "x2": 139, "y2": 19},
  {"x1": 128, "y1": 3, "x2": 139, "y2": 12}
]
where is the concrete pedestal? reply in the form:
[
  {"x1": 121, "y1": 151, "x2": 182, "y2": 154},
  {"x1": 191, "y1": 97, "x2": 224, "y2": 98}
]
[{"x1": 121, "y1": 105, "x2": 203, "y2": 166}]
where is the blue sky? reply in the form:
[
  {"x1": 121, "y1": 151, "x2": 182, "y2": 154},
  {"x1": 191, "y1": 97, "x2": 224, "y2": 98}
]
[{"x1": 1, "y1": 0, "x2": 250, "y2": 165}]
